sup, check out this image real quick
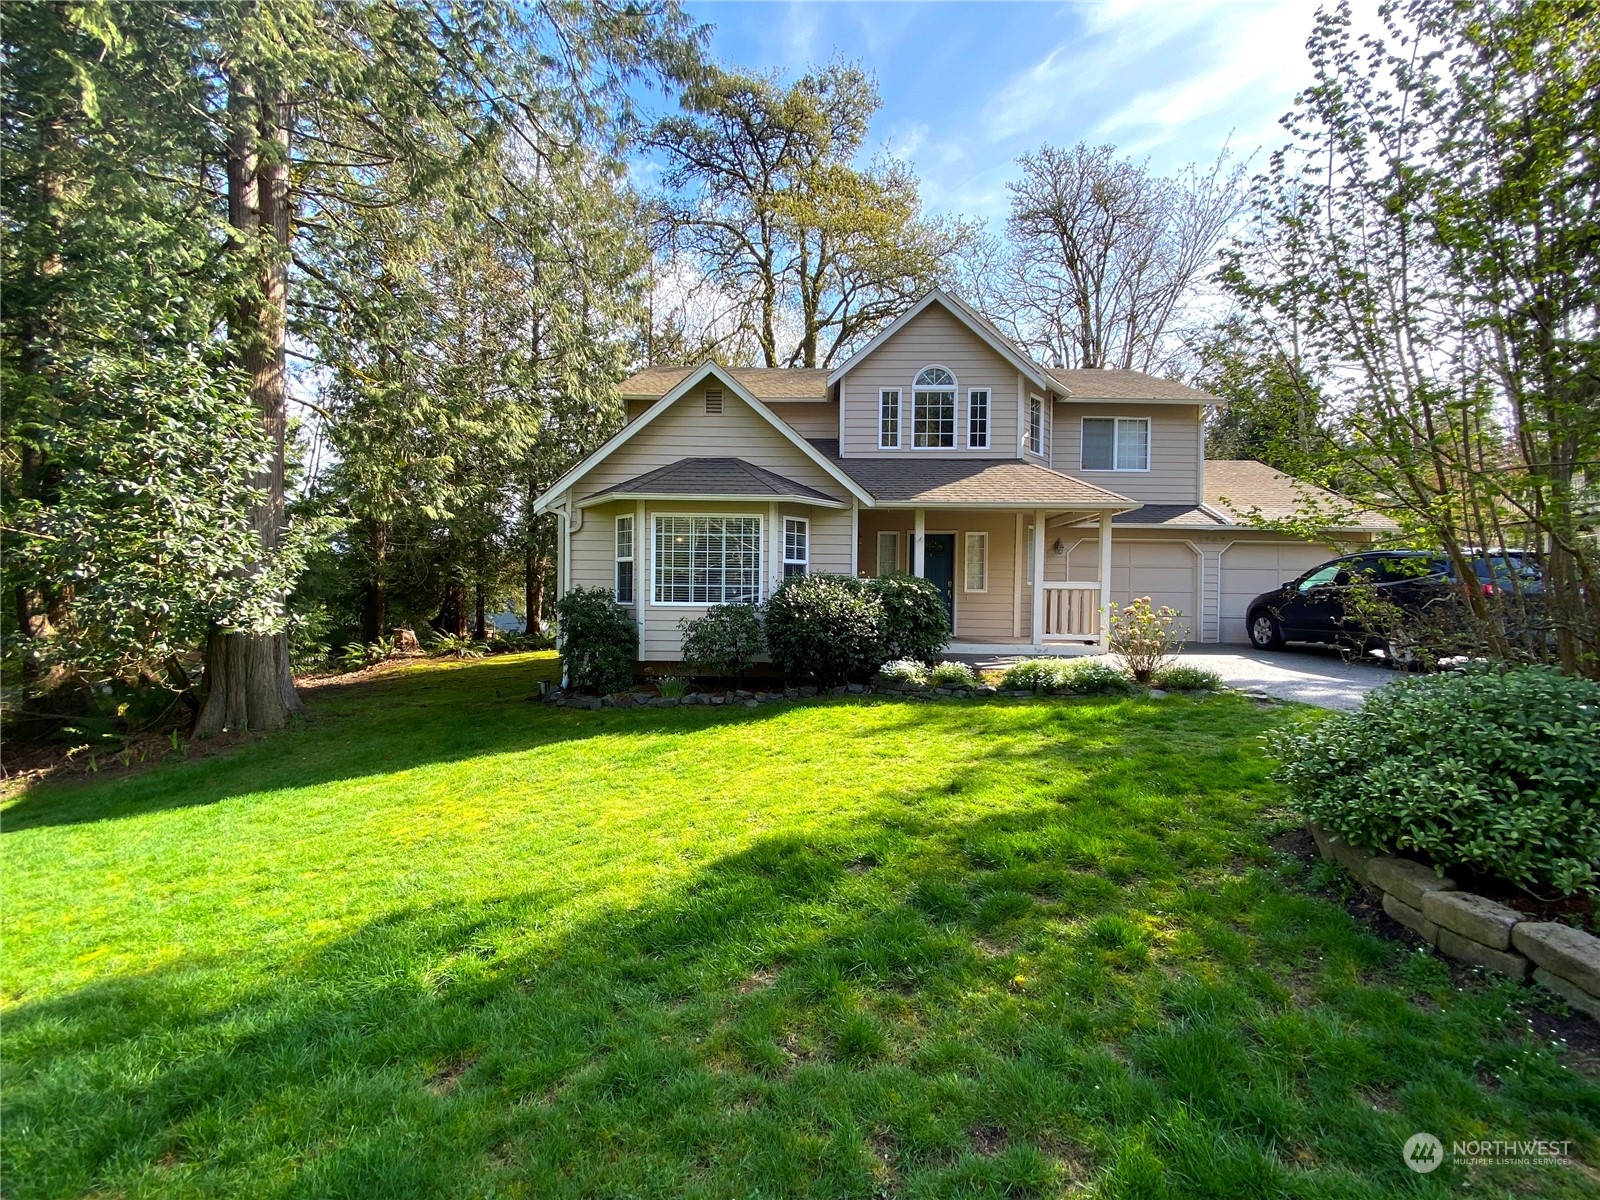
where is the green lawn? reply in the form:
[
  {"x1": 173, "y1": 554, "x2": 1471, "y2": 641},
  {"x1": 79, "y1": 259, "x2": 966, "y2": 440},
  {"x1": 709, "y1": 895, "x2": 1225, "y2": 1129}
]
[{"x1": 4, "y1": 653, "x2": 1598, "y2": 1199}]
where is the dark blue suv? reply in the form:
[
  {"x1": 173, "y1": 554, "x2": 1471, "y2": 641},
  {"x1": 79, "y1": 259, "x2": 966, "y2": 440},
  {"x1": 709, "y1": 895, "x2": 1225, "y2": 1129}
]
[{"x1": 1244, "y1": 550, "x2": 1541, "y2": 660}]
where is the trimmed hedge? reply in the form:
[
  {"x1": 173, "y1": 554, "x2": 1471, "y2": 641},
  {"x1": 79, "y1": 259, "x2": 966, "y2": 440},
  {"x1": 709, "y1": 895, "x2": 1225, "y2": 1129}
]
[
  {"x1": 867, "y1": 573, "x2": 950, "y2": 664},
  {"x1": 1273, "y1": 665, "x2": 1600, "y2": 895},
  {"x1": 764, "y1": 573, "x2": 885, "y2": 685}
]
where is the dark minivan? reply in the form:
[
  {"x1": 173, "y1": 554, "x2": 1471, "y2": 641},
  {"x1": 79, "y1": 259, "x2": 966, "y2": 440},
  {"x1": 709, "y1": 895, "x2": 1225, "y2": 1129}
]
[{"x1": 1244, "y1": 550, "x2": 1540, "y2": 659}]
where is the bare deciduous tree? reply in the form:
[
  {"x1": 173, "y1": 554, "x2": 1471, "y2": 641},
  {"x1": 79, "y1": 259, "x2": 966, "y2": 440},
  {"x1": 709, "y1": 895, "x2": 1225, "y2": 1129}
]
[{"x1": 977, "y1": 143, "x2": 1245, "y2": 372}]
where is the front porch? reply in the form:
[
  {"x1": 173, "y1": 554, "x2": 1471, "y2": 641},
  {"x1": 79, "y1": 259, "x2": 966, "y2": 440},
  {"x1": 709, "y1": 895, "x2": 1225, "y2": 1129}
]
[{"x1": 857, "y1": 505, "x2": 1118, "y2": 653}]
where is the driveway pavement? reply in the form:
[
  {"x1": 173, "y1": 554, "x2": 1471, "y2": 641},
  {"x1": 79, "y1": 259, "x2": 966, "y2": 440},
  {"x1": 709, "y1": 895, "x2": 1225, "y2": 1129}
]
[
  {"x1": 961, "y1": 644, "x2": 1393, "y2": 711},
  {"x1": 1153, "y1": 645, "x2": 1393, "y2": 711}
]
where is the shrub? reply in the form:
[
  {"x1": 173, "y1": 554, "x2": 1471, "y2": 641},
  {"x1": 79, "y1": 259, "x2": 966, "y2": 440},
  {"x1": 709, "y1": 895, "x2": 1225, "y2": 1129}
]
[
  {"x1": 555, "y1": 586, "x2": 637, "y2": 693},
  {"x1": 997, "y1": 657, "x2": 1134, "y2": 695},
  {"x1": 879, "y1": 658, "x2": 929, "y2": 688},
  {"x1": 928, "y1": 660, "x2": 977, "y2": 689},
  {"x1": 998, "y1": 657, "x2": 1075, "y2": 691},
  {"x1": 679, "y1": 603, "x2": 764, "y2": 679},
  {"x1": 866, "y1": 573, "x2": 950, "y2": 664},
  {"x1": 430, "y1": 633, "x2": 485, "y2": 660},
  {"x1": 764, "y1": 573, "x2": 886, "y2": 685},
  {"x1": 657, "y1": 675, "x2": 688, "y2": 699},
  {"x1": 1154, "y1": 664, "x2": 1223, "y2": 692},
  {"x1": 1108, "y1": 597, "x2": 1188, "y2": 682},
  {"x1": 1273, "y1": 665, "x2": 1600, "y2": 895},
  {"x1": 1065, "y1": 661, "x2": 1135, "y2": 695}
]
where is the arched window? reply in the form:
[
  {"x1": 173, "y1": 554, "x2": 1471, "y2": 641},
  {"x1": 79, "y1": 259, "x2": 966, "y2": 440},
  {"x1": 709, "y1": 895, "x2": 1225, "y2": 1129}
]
[{"x1": 912, "y1": 365, "x2": 956, "y2": 448}]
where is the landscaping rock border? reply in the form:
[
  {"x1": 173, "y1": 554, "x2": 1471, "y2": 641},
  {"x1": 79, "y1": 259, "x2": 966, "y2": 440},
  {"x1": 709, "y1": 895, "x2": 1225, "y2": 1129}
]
[{"x1": 1308, "y1": 820, "x2": 1600, "y2": 1019}]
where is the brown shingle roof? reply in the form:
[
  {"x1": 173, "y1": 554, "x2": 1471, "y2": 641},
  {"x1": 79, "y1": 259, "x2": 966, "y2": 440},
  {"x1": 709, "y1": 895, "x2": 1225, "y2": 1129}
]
[
  {"x1": 582, "y1": 457, "x2": 843, "y2": 506},
  {"x1": 809, "y1": 440, "x2": 1131, "y2": 507},
  {"x1": 1205, "y1": 459, "x2": 1394, "y2": 529},
  {"x1": 620, "y1": 365, "x2": 831, "y2": 400},
  {"x1": 1047, "y1": 368, "x2": 1219, "y2": 403}
]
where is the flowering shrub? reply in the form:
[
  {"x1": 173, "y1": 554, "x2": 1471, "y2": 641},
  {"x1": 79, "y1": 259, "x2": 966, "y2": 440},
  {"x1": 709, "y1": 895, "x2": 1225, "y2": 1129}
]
[
  {"x1": 879, "y1": 658, "x2": 930, "y2": 687},
  {"x1": 928, "y1": 660, "x2": 977, "y2": 689},
  {"x1": 1107, "y1": 597, "x2": 1188, "y2": 682}
]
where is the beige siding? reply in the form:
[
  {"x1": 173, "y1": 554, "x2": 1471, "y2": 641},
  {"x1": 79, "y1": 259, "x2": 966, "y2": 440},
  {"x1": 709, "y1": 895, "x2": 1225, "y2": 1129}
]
[
  {"x1": 1050, "y1": 402, "x2": 1203, "y2": 503},
  {"x1": 575, "y1": 383, "x2": 849, "y2": 500},
  {"x1": 770, "y1": 400, "x2": 840, "y2": 440},
  {"x1": 855, "y1": 509, "x2": 1030, "y2": 644},
  {"x1": 839, "y1": 304, "x2": 1021, "y2": 458}
]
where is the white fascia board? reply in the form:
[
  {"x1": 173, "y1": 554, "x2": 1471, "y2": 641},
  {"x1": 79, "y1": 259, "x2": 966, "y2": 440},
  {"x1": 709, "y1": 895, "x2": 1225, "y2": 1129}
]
[
  {"x1": 534, "y1": 361, "x2": 873, "y2": 514},
  {"x1": 577, "y1": 491, "x2": 847, "y2": 510},
  {"x1": 827, "y1": 290, "x2": 1051, "y2": 391}
]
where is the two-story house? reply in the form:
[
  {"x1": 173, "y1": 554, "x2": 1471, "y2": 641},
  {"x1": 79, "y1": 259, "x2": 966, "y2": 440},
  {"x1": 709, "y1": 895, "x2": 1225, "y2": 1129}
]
[{"x1": 535, "y1": 290, "x2": 1385, "y2": 663}]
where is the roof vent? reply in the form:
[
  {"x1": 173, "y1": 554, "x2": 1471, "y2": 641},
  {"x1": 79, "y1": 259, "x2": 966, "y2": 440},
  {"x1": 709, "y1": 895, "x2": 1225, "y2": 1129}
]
[{"x1": 704, "y1": 387, "x2": 724, "y2": 414}]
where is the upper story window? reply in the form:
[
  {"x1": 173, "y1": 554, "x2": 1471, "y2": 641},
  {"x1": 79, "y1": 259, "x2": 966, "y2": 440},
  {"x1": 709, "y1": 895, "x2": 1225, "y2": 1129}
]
[
  {"x1": 912, "y1": 366, "x2": 956, "y2": 448},
  {"x1": 1027, "y1": 396, "x2": 1043, "y2": 455},
  {"x1": 967, "y1": 389, "x2": 989, "y2": 449},
  {"x1": 879, "y1": 388, "x2": 901, "y2": 449},
  {"x1": 1080, "y1": 416, "x2": 1150, "y2": 471}
]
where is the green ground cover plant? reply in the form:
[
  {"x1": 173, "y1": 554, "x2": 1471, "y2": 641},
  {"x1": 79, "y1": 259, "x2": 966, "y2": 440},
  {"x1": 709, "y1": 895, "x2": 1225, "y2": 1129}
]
[{"x1": 4, "y1": 654, "x2": 1598, "y2": 1199}]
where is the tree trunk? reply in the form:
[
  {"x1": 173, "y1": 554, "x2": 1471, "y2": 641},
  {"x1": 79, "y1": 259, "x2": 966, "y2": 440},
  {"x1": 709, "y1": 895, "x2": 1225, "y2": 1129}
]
[
  {"x1": 360, "y1": 520, "x2": 388, "y2": 644},
  {"x1": 525, "y1": 543, "x2": 543, "y2": 636},
  {"x1": 196, "y1": 66, "x2": 304, "y2": 734},
  {"x1": 473, "y1": 546, "x2": 487, "y2": 641}
]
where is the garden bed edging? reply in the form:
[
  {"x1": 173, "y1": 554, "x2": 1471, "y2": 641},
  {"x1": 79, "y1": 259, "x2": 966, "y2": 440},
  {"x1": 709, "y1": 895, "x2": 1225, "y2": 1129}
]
[{"x1": 1307, "y1": 820, "x2": 1600, "y2": 1020}]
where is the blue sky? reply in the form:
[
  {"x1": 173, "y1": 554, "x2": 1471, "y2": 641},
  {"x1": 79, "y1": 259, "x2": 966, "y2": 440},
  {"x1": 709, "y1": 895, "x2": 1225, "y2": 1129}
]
[{"x1": 650, "y1": 0, "x2": 1361, "y2": 226}]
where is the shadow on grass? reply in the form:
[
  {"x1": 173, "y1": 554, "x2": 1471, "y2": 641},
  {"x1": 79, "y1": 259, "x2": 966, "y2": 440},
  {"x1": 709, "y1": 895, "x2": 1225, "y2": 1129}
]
[
  {"x1": 0, "y1": 654, "x2": 1253, "y2": 836},
  {"x1": 6, "y1": 725, "x2": 1599, "y2": 1200}
]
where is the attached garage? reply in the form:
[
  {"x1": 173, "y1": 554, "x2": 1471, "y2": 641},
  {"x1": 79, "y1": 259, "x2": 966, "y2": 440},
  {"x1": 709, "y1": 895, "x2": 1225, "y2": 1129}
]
[
  {"x1": 1219, "y1": 542, "x2": 1335, "y2": 643},
  {"x1": 1113, "y1": 540, "x2": 1199, "y2": 633}
]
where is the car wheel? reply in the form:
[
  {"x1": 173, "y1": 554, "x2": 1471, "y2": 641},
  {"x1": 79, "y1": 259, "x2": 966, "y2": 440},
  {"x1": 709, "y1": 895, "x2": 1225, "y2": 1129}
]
[{"x1": 1248, "y1": 611, "x2": 1283, "y2": 650}]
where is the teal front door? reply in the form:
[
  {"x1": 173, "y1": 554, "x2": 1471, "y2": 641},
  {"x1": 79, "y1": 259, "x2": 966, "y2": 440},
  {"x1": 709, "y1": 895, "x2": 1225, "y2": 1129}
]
[{"x1": 923, "y1": 534, "x2": 955, "y2": 631}]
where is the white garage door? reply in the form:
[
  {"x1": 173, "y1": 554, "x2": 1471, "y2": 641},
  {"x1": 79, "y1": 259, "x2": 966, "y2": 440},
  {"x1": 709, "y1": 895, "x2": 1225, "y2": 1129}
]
[
  {"x1": 1113, "y1": 541, "x2": 1198, "y2": 640},
  {"x1": 1219, "y1": 543, "x2": 1336, "y2": 643}
]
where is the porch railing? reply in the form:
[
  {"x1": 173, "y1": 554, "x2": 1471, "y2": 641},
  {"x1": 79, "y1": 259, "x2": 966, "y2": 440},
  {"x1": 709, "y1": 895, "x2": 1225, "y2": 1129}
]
[{"x1": 1041, "y1": 581, "x2": 1101, "y2": 640}]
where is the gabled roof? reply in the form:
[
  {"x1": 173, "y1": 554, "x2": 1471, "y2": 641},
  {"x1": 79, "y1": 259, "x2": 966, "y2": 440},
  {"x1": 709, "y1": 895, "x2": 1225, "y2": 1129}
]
[
  {"x1": 619, "y1": 366, "x2": 831, "y2": 401},
  {"x1": 1048, "y1": 368, "x2": 1222, "y2": 404},
  {"x1": 826, "y1": 289, "x2": 1053, "y2": 391},
  {"x1": 1205, "y1": 459, "x2": 1394, "y2": 531},
  {"x1": 578, "y1": 458, "x2": 846, "y2": 508},
  {"x1": 809, "y1": 440, "x2": 1131, "y2": 508},
  {"x1": 534, "y1": 361, "x2": 873, "y2": 515}
]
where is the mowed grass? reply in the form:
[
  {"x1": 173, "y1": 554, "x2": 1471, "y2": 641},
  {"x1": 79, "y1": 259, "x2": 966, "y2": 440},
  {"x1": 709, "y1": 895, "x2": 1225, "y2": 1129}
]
[{"x1": 3, "y1": 654, "x2": 1598, "y2": 1200}]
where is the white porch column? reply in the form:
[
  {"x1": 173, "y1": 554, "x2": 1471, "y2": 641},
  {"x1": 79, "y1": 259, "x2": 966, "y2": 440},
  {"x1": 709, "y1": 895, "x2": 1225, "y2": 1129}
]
[
  {"x1": 1098, "y1": 509, "x2": 1114, "y2": 651},
  {"x1": 913, "y1": 508, "x2": 926, "y2": 577},
  {"x1": 1030, "y1": 508, "x2": 1046, "y2": 648}
]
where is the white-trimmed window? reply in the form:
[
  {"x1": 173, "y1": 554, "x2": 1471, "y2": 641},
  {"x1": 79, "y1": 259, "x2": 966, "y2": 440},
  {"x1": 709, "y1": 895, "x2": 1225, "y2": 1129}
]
[
  {"x1": 1080, "y1": 416, "x2": 1150, "y2": 471},
  {"x1": 1027, "y1": 395, "x2": 1044, "y2": 455},
  {"x1": 876, "y1": 530, "x2": 898, "y2": 576},
  {"x1": 967, "y1": 389, "x2": 989, "y2": 449},
  {"x1": 964, "y1": 531, "x2": 988, "y2": 593},
  {"x1": 879, "y1": 388, "x2": 901, "y2": 448},
  {"x1": 653, "y1": 515, "x2": 762, "y2": 605},
  {"x1": 783, "y1": 517, "x2": 809, "y2": 579},
  {"x1": 615, "y1": 515, "x2": 635, "y2": 603},
  {"x1": 912, "y1": 366, "x2": 956, "y2": 448}
]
